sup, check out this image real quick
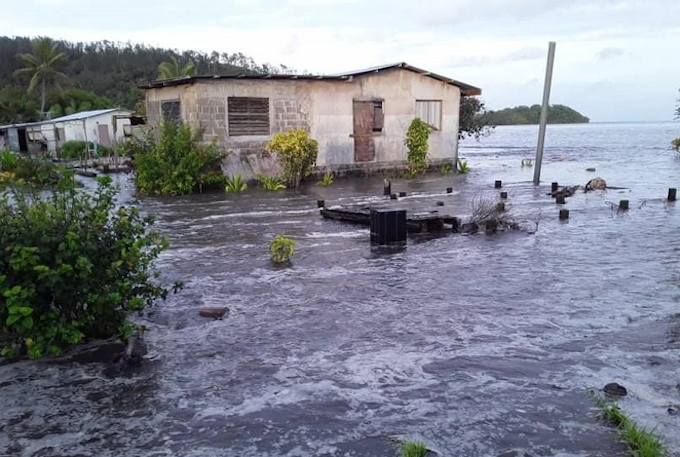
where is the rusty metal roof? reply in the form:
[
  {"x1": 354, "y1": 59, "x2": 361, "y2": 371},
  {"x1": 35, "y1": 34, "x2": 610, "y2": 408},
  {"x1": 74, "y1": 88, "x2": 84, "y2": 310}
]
[{"x1": 138, "y1": 62, "x2": 481, "y2": 95}]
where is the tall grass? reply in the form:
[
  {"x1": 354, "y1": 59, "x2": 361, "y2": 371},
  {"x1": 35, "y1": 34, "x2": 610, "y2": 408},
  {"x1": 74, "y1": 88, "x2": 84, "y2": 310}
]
[{"x1": 400, "y1": 440, "x2": 428, "y2": 457}]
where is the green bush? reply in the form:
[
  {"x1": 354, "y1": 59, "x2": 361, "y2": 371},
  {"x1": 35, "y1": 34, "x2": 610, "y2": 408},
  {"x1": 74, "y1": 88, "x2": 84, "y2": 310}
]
[
  {"x1": 521, "y1": 158, "x2": 534, "y2": 167},
  {"x1": 255, "y1": 174, "x2": 286, "y2": 191},
  {"x1": 0, "y1": 175, "x2": 178, "y2": 359},
  {"x1": 457, "y1": 158, "x2": 471, "y2": 174},
  {"x1": 269, "y1": 235, "x2": 295, "y2": 263},
  {"x1": 404, "y1": 118, "x2": 430, "y2": 176},
  {"x1": 266, "y1": 129, "x2": 318, "y2": 188},
  {"x1": 225, "y1": 175, "x2": 248, "y2": 193},
  {"x1": 59, "y1": 141, "x2": 113, "y2": 160},
  {"x1": 133, "y1": 122, "x2": 225, "y2": 195},
  {"x1": 438, "y1": 163, "x2": 453, "y2": 175},
  {"x1": 672, "y1": 138, "x2": 680, "y2": 151},
  {"x1": 1, "y1": 152, "x2": 60, "y2": 186},
  {"x1": 317, "y1": 172, "x2": 334, "y2": 187}
]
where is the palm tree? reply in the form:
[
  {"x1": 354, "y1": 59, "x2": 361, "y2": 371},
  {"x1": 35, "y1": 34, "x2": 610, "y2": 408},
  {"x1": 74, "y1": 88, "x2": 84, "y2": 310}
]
[
  {"x1": 157, "y1": 56, "x2": 196, "y2": 80},
  {"x1": 13, "y1": 37, "x2": 68, "y2": 116}
]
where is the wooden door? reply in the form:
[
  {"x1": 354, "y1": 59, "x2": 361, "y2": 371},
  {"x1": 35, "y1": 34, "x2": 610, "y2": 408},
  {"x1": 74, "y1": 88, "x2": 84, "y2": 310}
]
[
  {"x1": 97, "y1": 124, "x2": 111, "y2": 147},
  {"x1": 353, "y1": 101, "x2": 375, "y2": 162}
]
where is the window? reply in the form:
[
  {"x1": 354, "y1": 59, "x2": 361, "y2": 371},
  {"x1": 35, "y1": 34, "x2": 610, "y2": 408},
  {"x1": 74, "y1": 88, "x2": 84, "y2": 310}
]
[
  {"x1": 228, "y1": 97, "x2": 270, "y2": 136},
  {"x1": 415, "y1": 100, "x2": 442, "y2": 130},
  {"x1": 372, "y1": 101, "x2": 384, "y2": 132},
  {"x1": 161, "y1": 100, "x2": 181, "y2": 125}
]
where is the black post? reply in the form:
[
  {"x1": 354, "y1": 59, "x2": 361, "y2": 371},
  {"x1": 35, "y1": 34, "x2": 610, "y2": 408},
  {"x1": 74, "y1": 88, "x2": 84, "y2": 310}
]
[
  {"x1": 559, "y1": 209, "x2": 569, "y2": 220},
  {"x1": 500, "y1": 191, "x2": 508, "y2": 199},
  {"x1": 317, "y1": 199, "x2": 325, "y2": 208},
  {"x1": 668, "y1": 188, "x2": 677, "y2": 202},
  {"x1": 556, "y1": 195, "x2": 566, "y2": 204},
  {"x1": 495, "y1": 180, "x2": 502, "y2": 189},
  {"x1": 446, "y1": 187, "x2": 453, "y2": 194},
  {"x1": 551, "y1": 182, "x2": 559, "y2": 193},
  {"x1": 370, "y1": 209, "x2": 407, "y2": 246},
  {"x1": 436, "y1": 201, "x2": 444, "y2": 207},
  {"x1": 384, "y1": 179, "x2": 391, "y2": 196},
  {"x1": 450, "y1": 217, "x2": 460, "y2": 233},
  {"x1": 399, "y1": 191, "x2": 407, "y2": 198},
  {"x1": 390, "y1": 193, "x2": 398, "y2": 200},
  {"x1": 495, "y1": 202, "x2": 505, "y2": 212},
  {"x1": 619, "y1": 200, "x2": 629, "y2": 210}
]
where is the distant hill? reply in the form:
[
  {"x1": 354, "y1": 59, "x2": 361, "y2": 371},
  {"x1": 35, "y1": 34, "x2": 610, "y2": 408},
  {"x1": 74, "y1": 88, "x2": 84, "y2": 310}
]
[
  {"x1": 483, "y1": 104, "x2": 590, "y2": 125},
  {"x1": 0, "y1": 36, "x2": 293, "y2": 113}
]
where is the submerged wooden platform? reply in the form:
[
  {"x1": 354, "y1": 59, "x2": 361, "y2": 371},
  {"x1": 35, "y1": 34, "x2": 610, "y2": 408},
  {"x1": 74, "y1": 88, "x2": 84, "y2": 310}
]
[{"x1": 321, "y1": 205, "x2": 460, "y2": 233}]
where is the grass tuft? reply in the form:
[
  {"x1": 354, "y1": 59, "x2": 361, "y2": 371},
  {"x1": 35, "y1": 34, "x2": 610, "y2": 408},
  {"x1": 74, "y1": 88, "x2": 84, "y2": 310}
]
[
  {"x1": 400, "y1": 440, "x2": 428, "y2": 457},
  {"x1": 590, "y1": 391, "x2": 665, "y2": 457}
]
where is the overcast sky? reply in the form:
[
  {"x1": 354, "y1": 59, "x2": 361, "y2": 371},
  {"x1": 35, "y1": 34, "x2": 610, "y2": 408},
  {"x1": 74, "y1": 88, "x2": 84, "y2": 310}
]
[{"x1": 3, "y1": 0, "x2": 679, "y2": 122}]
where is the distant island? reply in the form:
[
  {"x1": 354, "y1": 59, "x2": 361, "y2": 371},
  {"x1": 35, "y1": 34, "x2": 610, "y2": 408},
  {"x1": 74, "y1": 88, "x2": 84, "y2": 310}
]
[{"x1": 483, "y1": 104, "x2": 590, "y2": 125}]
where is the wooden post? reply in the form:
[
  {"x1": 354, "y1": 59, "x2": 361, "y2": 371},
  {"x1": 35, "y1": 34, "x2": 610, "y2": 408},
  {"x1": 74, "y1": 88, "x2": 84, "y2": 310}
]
[
  {"x1": 390, "y1": 193, "x2": 398, "y2": 200},
  {"x1": 556, "y1": 195, "x2": 566, "y2": 204},
  {"x1": 436, "y1": 201, "x2": 444, "y2": 207},
  {"x1": 495, "y1": 202, "x2": 505, "y2": 212},
  {"x1": 668, "y1": 188, "x2": 677, "y2": 201},
  {"x1": 399, "y1": 191, "x2": 407, "y2": 197},
  {"x1": 446, "y1": 187, "x2": 453, "y2": 193},
  {"x1": 619, "y1": 200, "x2": 629, "y2": 210},
  {"x1": 384, "y1": 179, "x2": 391, "y2": 196},
  {"x1": 551, "y1": 182, "x2": 559, "y2": 193},
  {"x1": 495, "y1": 180, "x2": 502, "y2": 188},
  {"x1": 559, "y1": 209, "x2": 569, "y2": 220},
  {"x1": 500, "y1": 191, "x2": 508, "y2": 199},
  {"x1": 533, "y1": 42, "x2": 557, "y2": 185},
  {"x1": 317, "y1": 200, "x2": 325, "y2": 208}
]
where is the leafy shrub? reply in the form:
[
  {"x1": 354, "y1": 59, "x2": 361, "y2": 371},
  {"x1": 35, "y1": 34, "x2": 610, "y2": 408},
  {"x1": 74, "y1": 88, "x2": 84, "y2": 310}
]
[
  {"x1": 0, "y1": 175, "x2": 178, "y2": 359},
  {"x1": 438, "y1": 163, "x2": 453, "y2": 175},
  {"x1": 404, "y1": 118, "x2": 430, "y2": 176},
  {"x1": 400, "y1": 440, "x2": 428, "y2": 457},
  {"x1": 672, "y1": 138, "x2": 680, "y2": 151},
  {"x1": 225, "y1": 174, "x2": 248, "y2": 193},
  {"x1": 0, "y1": 152, "x2": 60, "y2": 186},
  {"x1": 269, "y1": 235, "x2": 295, "y2": 263},
  {"x1": 266, "y1": 129, "x2": 318, "y2": 188},
  {"x1": 59, "y1": 141, "x2": 113, "y2": 160},
  {"x1": 133, "y1": 122, "x2": 225, "y2": 195},
  {"x1": 256, "y1": 174, "x2": 286, "y2": 191},
  {"x1": 457, "y1": 158, "x2": 471, "y2": 174},
  {"x1": 199, "y1": 171, "x2": 228, "y2": 191},
  {"x1": 317, "y1": 172, "x2": 334, "y2": 186},
  {"x1": 521, "y1": 158, "x2": 534, "y2": 167}
]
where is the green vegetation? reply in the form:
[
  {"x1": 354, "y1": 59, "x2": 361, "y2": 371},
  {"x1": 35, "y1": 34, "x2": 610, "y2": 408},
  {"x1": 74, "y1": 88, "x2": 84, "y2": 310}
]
[
  {"x1": 483, "y1": 104, "x2": 590, "y2": 125},
  {"x1": 59, "y1": 141, "x2": 113, "y2": 160},
  {"x1": 0, "y1": 175, "x2": 178, "y2": 359},
  {"x1": 13, "y1": 37, "x2": 68, "y2": 114},
  {"x1": 48, "y1": 88, "x2": 113, "y2": 118},
  {"x1": 0, "y1": 151, "x2": 61, "y2": 186},
  {"x1": 157, "y1": 56, "x2": 197, "y2": 80},
  {"x1": 0, "y1": 35, "x2": 294, "y2": 123},
  {"x1": 521, "y1": 158, "x2": 534, "y2": 167},
  {"x1": 269, "y1": 235, "x2": 295, "y2": 263},
  {"x1": 459, "y1": 96, "x2": 494, "y2": 140},
  {"x1": 405, "y1": 118, "x2": 430, "y2": 176},
  {"x1": 317, "y1": 172, "x2": 334, "y2": 186},
  {"x1": 591, "y1": 392, "x2": 664, "y2": 457},
  {"x1": 133, "y1": 122, "x2": 226, "y2": 195},
  {"x1": 438, "y1": 163, "x2": 453, "y2": 175},
  {"x1": 256, "y1": 174, "x2": 286, "y2": 191},
  {"x1": 457, "y1": 158, "x2": 471, "y2": 174},
  {"x1": 266, "y1": 129, "x2": 319, "y2": 188},
  {"x1": 400, "y1": 440, "x2": 428, "y2": 457},
  {"x1": 672, "y1": 138, "x2": 680, "y2": 151},
  {"x1": 225, "y1": 175, "x2": 248, "y2": 193}
]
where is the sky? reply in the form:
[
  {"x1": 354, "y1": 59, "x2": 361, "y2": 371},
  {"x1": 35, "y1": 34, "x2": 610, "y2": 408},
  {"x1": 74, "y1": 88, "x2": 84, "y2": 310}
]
[{"x1": 2, "y1": 0, "x2": 679, "y2": 122}]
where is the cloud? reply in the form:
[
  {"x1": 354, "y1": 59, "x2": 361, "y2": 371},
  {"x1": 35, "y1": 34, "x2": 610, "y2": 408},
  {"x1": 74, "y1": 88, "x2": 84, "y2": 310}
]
[
  {"x1": 597, "y1": 47, "x2": 625, "y2": 60},
  {"x1": 447, "y1": 46, "x2": 546, "y2": 68}
]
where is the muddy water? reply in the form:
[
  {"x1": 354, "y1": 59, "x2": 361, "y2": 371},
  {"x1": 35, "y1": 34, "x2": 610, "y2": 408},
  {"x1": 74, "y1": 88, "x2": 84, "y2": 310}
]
[{"x1": 1, "y1": 122, "x2": 680, "y2": 457}]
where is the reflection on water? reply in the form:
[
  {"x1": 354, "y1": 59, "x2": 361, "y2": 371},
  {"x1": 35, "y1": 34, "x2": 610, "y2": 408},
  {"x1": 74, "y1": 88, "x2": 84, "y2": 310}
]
[{"x1": 1, "y1": 123, "x2": 680, "y2": 457}]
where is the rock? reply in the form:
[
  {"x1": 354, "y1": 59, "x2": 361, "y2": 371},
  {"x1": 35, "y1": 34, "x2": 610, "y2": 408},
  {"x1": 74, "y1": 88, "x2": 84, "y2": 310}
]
[
  {"x1": 436, "y1": 201, "x2": 445, "y2": 206},
  {"x1": 124, "y1": 333, "x2": 148, "y2": 366},
  {"x1": 498, "y1": 451, "x2": 518, "y2": 457},
  {"x1": 668, "y1": 406, "x2": 678, "y2": 416},
  {"x1": 485, "y1": 220, "x2": 498, "y2": 234},
  {"x1": 603, "y1": 382, "x2": 627, "y2": 397},
  {"x1": 586, "y1": 167, "x2": 596, "y2": 172},
  {"x1": 585, "y1": 177, "x2": 607, "y2": 192},
  {"x1": 199, "y1": 307, "x2": 229, "y2": 319}
]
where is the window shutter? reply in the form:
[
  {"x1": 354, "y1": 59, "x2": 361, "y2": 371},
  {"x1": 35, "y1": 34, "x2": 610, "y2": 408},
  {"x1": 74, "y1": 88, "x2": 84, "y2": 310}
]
[
  {"x1": 228, "y1": 97, "x2": 270, "y2": 136},
  {"x1": 415, "y1": 100, "x2": 442, "y2": 130}
]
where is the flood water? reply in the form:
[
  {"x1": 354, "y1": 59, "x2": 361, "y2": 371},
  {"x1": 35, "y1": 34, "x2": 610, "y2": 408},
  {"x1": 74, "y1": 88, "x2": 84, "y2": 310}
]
[{"x1": 2, "y1": 122, "x2": 680, "y2": 457}]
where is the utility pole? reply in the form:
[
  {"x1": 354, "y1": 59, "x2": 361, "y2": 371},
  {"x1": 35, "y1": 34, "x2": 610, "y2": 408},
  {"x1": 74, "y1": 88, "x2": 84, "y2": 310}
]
[{"x1": 533, "y1": 41, "x2": 556, "y2": 185}]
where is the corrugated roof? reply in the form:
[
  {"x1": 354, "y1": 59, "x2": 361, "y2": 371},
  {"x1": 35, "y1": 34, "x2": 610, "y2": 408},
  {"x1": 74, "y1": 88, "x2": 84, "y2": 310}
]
[
  {"x1": 0, "y1": 108, "x2": 130, "y2": 130},
  {"x1": 138, "y1": 62, "x2": 482, "y2": 95}
]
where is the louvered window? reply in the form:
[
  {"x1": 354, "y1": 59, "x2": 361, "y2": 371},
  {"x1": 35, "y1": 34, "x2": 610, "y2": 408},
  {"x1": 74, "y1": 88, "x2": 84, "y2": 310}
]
[
  {"x1": 161, "y1": 100, "x2": 181, "y2": 125},
  {"x1": 415, "y1": 100, "x2": 442, "y2": 130},
  {"x1": 228, "y1": 97, "x2": 270, "y2": 136}
]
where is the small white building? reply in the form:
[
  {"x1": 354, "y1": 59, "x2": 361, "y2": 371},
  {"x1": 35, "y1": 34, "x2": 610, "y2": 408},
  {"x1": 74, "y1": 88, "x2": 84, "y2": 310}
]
[{"x1": 0, "y1": 108, "x2": 133, "y2": 155}]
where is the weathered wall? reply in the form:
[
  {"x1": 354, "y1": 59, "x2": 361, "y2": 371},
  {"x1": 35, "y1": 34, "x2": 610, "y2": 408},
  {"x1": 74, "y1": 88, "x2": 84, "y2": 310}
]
[{"x1": 144, "y1": 68, "x2": 462, "y2": 178}]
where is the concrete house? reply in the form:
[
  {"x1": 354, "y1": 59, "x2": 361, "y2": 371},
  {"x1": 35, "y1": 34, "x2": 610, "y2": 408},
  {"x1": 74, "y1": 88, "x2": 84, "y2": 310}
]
[
  {"x1": 0, "y1": 108, "x2": 132, "y2": 155},
  {"x1": 139, "y1": 63, "x2": 481, "y2": 177}
]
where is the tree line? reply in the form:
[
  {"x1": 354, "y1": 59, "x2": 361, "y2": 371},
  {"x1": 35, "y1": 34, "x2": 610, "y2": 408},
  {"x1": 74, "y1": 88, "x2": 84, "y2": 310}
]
[
  {"x1": 0, "y1": 36, "x2": 293, "y2": 124},
  {"x1": 482, "y1": 104, "x2": 590, "y2": 125}
]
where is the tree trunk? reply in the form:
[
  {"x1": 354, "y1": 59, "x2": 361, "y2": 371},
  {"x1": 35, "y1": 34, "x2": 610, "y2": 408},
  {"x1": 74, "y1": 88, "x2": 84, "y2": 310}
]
[{"x1": 40, "y1": 78, "x2": 46, "y2": 117}]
